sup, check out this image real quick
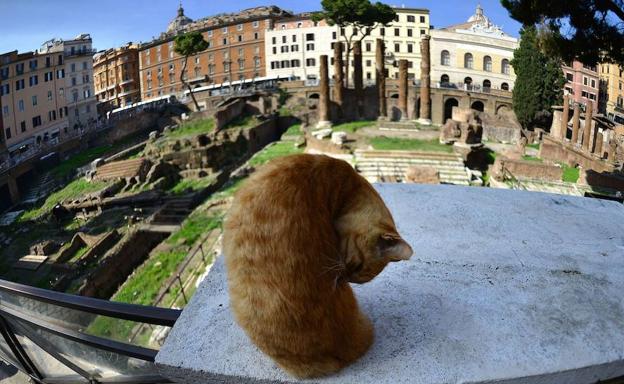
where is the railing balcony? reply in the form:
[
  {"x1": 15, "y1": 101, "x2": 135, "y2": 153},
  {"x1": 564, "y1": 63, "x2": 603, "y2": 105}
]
[{"x1": 0, "y1": 279, "x2": 180, "y2": 383}]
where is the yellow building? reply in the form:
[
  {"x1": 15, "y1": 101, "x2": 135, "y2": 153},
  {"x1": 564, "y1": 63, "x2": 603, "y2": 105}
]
[{"x1": 598, "y1": 63, "x2": 624, "y2": 122}]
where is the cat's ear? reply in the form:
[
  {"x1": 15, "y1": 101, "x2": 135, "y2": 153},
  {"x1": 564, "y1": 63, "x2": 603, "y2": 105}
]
[{"x1": 378, "y1": 234, "x2": 413, "y2": 262}]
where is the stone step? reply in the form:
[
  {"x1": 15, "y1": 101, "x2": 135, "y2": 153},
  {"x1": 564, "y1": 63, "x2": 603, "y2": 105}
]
[
  {"x1": 356, "y1": 164, "x2": 467, "y2": 172},
  {"x1": 355, "y1": 150, "x2": 461, "y2": 161},
  {"x1": 13, "y1": 255, "x2": 48, "y2": 270}
]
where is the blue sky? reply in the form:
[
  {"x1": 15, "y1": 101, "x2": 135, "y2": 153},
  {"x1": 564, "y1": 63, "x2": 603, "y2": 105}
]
[{"x1": 0, "y1": 0, "x2": 522, "y2": 54}]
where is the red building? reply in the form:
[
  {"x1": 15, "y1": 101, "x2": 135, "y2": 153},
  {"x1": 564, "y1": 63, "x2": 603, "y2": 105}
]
[{"x1": 562, "y1": 60, "x2": 600, "y2": 110}]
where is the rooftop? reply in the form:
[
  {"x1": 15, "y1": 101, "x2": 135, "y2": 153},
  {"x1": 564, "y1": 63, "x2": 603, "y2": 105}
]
[{"x1": 156, "y1": 184, "x2": 624, "y2": 383}]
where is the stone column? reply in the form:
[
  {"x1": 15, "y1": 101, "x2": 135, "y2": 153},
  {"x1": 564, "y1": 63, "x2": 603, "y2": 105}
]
[
  {"x1": 399, "y1": 59, "x2": 409, "y2": 121},
  {"x1": 560, "y1": 95, "x2": 570, "y2": 141},
  {"x1": 333, "y1": 42, "x2": 344, "y2": 112},
  {"x1": 571, "y1": 103, "x2": 580, "y2": 145},
  {"x1": 376, "y1": 38, "x2": 387, "y2": 119},
  {"x1": 353, "y1": 41, "x2": 364, "y2": 118},
  {"x1": 317, "y1": 55, "x2": 331, "y2": 128},
  {"x1": 594, "y1": 131, "x2": 604, "y2": 157},
  {"x1": 582, "y1": 102, "x2": 593, "y2": 152},
  {"x1": 418, "y1": 35, "x2": 432, "y2": 124}
]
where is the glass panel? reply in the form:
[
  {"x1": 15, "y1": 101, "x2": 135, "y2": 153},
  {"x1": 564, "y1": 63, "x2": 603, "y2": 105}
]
[
  {"x1": 0, "y1": 333, "x2": 25, "y2": 371},
  {"x1": 12, "y1": 330, "x2": 86, "y2": 382},
  {"x1": 0, "y1": 291, "x2": 169, "y2": 348},
  {"x1": 13, "y1": 318, "x2": 156, "y2": 380}
]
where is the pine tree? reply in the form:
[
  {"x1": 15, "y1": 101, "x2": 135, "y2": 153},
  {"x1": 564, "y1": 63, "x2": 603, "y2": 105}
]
[{"x1": 511, "y1": 27, "x2": 565, "y2": 129}]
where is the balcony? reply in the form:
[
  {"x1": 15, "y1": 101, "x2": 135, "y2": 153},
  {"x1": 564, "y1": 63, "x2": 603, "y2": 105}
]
[
  {"x1": 154, "y1": 185, "x2": 624, "y2": 383},
  {"x1": 65, "y1": 49, "x2": 97, "y2": 58}
]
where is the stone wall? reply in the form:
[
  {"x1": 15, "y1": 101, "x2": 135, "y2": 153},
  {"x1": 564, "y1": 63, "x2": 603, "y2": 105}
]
[
  {"x1": 78, "y1": 230, "x2": 167, "y2": 299},
  {"x1": 540, "y1": 136, "x2": 615, "y2": 173},
  {"x1": 493, "y1": 157, "x2": 563, "y2": 182},
  {"x1": 214, "y1": 99, "x2": 246, "y2": 131},
  {"x1": 583, "y1": 170, "x2": 624, "y2": 191}
]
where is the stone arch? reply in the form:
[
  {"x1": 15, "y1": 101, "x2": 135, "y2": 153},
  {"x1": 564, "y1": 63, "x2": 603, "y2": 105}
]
[
  {"x1": 501, "y1": 82, "x2": 510, "y2": 91},
  {"x1": 483, "y1": 79, "x2": 491, "y2": 89},
  {"x1": 496, "y1": 104, "x2": 511, "y2": 116},
  {"x1": 390, "y1": 93, "x2": 399, "y2": 99},
  {"x1": 464, "y1": 77, "x2": 473, "y2": 85},
  {"x1": 444, "y1": 98, "x2": 459, "y2": 122},
  {"x1": 440, "y1": 74, "x2": 450, "y2": 84},
  {"x1": 471, "y1": 100, "x2": 485, "y2": 112},
  {"x1": 309, "y1": 93, "x2": 320, "y2": 99}
]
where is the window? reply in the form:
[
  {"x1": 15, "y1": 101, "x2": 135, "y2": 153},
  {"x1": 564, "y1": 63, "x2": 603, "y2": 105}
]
[
  {"x1": 254, "y1": 32, "x2": 259, "y2": 40},
  {"x1": 32, "y1": 116, "x2": 42, "y2": 127},
  {"x1": 223, "y1": 27, "x2": 228, "y2": 34},
  {"x1": 306, "y1": 58, "x2": 316, "y2": 67},
  {"x1": 18, "y1": 100, "x2": 24, "y2": 112},
  {"x1": 238, "y1": 35, "x2": 243, "y2": 42},
  {"x1": 0, "y1": 84, "x2": 9, "y2": 96},
  {"x1": 2, "y1": 105, "x2": 8, "y2": 116},
  {"x1": 282, "y1": 36, "x2": 287, "y2": 44},
  {"x1": 366, "y1": 42, "x2": 371, "y2": 52},
  {"x1": 31, "y1": 95, "x2": 37, "y2": 106},
  {"x1": 483, "y1": 56, "x2": 492, "y2": 72},
  {"x1": 254, "y1": 58, "x2": 261, "y2": 68},
  {"x1": 501, "y1": 82, "x2": 509, "y2": 91},
  {"x1": 29, "y1": 59, "x2": 37, "y2": 70},
  {"x1": 407, "y1": 44, "x2": 413, "y2": 53},
  {"x1": 84, "y1": 88, "x2": 91, "y2": 98},
  {"x1": 464, "y1": 53, "x2": 473, "y2": 69},
  {"x1": 223, "y1": 38, "x2": 228, "y2": 45},
  {"x1": 441, "y1": 50, "x2": 450, "y2": 66},
  {"x1": 395, "y1": 43, "x2": 400, "y2": 52},
  {"x1": 583, "y1": 76, "x2": 588, "y2": 86},
  {"x1": 366, "y1": 60, "x2": 372, "y2": 67},
  {"x1": 291, "y1": 45, "x2": 299, "y2": 52},
  {"x1": 291, "y1": 59, "x2": 300, "y2": 67},
  {"x1": 82, "y1": 61, "x2": 87, "y2": 70},
  {"x1": 252, "y1": 21, "x2": 259, "y2": 28},
  {"x1": 441, "y1": 74, "x2": 449, "y2": 84},
  {"x1": 272, "y1": 47, "x2": 277, "y2": 54},
  {"x1": 15, "y1": 63, "x2": 24, "y2": 75},
  {"x1": 15, "y1": 79, "x2": 25, "y2": 90},
  {"x1": 407, "y1": 15, "x2": 415, "y2": 22},
  {"x1": 281, "y1": 46, "x2": 289, "y2": 53},
  {"x1": 591, "y1": 79, "x2": 596, "y2": 88},
  {"x1": 45, "y1": 57, "x2": 51, "y2": 67},
  {"x1": 380, "y1": 28, "x2": 385, "y2": 36},
  {"x1": 57, "y1": 69, "x2": 65, "y2": 79},
  {"x1": 420, "y1": 16, "x2": 426, "y2": 23},
  {"x1": 72, "y1": 90, "x2": 78, "y2": 102},
  {"x1": 306, "y1": 43, "x2": 315, "y2": 51},
  {"x1": 483, "y1": 79, "x2": 491, "y2": 89},
  {"x1": 407, "y1": 29, "x2": 413, "y2": 37},
  {"x1": 71, "y1": 63, "x2": 76, "y2": 72},
  {"x1": 420, "y1": 29, "x2": 426, "y2": 35},
  {"x1": 237, "y1": 24, "x2": 243, "y2": 31},
  {"x1": 5, "y1": 128, "x2": 11, "y2": 139},
  {"x1": 394, "y1": 28, "x2": 400, "y2": 36},
  {"x1": 238, "y1": 59, "x2": 245, "y2": 70},
  {"x1": 501, "y1": 59, "x2": 510, "y2": 74},
  {"x1": 71, "y1": 77, "x2": 77, "y2": 86},
  {"x1": 306, "y1": 33, "x2": 315, "y2": 41},
  {"x1": 566, "y1": 73, "x2": 574, "y2": 81},
  {"x1": 20, "y1": 121, "x2": 26, "y2": 132},
  {"x1": 48, "y1": 91, "x2": 52, "y2": 100}
]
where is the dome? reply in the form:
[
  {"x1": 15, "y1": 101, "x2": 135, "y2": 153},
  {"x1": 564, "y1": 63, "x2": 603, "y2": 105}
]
[{"x1": 167, "y1": 4, "x2": 193, "y2": 33}]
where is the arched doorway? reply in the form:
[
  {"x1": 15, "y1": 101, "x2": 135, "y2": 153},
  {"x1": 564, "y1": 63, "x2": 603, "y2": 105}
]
[
  {"x1": 309, "y1": 93, "x2": 320, "y2": 99},
  {"x1": 483, "y1": 79, "x2": 491, "y2": 89},
  {"x1": 464, "y1": 77, "x2": 473, "y2": 87},
  {"x1": 501, "y1": 82, "x2": 509, "y2": 91},
  {"x1": 440, "y1": 74, "x2": 449, "y2": 85},
  {"x1": 444, "y1": 98, "x2": 459, "y2": 122},
  {"x1": 471, "y1": 101, "x2": 484, "y2": 112}
]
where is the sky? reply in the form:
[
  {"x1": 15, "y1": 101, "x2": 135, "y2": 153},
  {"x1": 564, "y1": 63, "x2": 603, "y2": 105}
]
[{"x1": 0, "y1": 0, "x2": 523, "y2": 54}]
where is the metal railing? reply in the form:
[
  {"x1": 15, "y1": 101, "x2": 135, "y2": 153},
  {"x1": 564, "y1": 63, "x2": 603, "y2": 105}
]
[{"x1": 0, "y1": 279, "x2": 181, "y2": 383}]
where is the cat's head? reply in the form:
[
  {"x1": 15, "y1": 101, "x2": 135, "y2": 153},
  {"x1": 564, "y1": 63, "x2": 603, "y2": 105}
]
[{"x1": 335, "y1": 186, "x2": 413, "y2": 284}]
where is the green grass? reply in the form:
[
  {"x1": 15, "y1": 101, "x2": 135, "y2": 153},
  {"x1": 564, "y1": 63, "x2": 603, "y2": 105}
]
[
  {"x1": 68, "y1": 246, "x2": 88, "y2": 263},
  {"x1": 169, "y1": 177, "x2": 215, "y2": 195},
  {"x1": 522, "y1": 155, "x2": 543, "y2": 163},
  {"x1": 332, "y1": 120, "x2": 376, "y2": 133},
  {"x1": 51, "y1": 146, "x2": 111, "y2": 179},
  {"x1": 562, "y1": 165, "x2": 580, "y2": 183},
  {"x1": 249, "y1": 142, "x2": 304, "y2": 167},
  {"x1": 213, "y1": 176, "x2": 248, "y2": 199},
  {"x1": 283, "y1": 124, "x2": 302, "y2": 136},
  {"x1": 223, "y1": 115, "x2": 260, "y2": 130},
  {"x1": 527, "y1": 143, "x2": 540, "y2": 150},
  {"x1": 164, "y1": 118, "x2": 214, "y2": 138},
  {"x1": 369, "y1": 137, "x2": 453, "y2": 153},
  {"x1": 278, "y1": 106, "x2": 293, "y2": 117},
  {"x1": 19, "y1": 179, "x2": 110, "y2": 222},
  {"x1": 166, "y1": 214, "x2": 222, "y2": 247},
  {"x1": 485, "y1": 150, "x2": 497, "y2": 165}
]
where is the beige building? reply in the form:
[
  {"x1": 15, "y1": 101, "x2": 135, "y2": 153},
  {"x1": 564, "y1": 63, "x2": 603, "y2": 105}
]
[
  {"x1": 94, "y1": 43, "x2": 141, "y2": 112},
  {"x1": 598, "y1": 63, "x2": 624, "y2": 122},
  {"x1": 0, "y1": 34, "x2": 96, "y2": 159},
  {"x1": 430, "y1": 4, "x2": 517, "y2": 93}
]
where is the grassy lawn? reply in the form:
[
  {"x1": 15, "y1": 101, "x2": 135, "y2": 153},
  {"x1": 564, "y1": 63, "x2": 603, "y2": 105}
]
[
  {"x1": 369, "y1": 137, "x2": 453, "y2": 153},
  {"x1": 169, "y1": 176, "x2": 216, "y2": 195},
  {"x1": 522, "y1": 155, "x2": 543, "y2": 163},
  {"x1": 212, "y1": 176, "x2": 248, "y2": 199},
  {"x1": 332, "y1": 120, "x2": 376, "y2": 133},
  {"x1": 19, "y1": 179, "x2": 110, "y2": 222},
  {"x1": 249, "y1": 142, "x2": 304, "y2": 167},
  {"x1": 167, "y1": 213, "x2": 222, "y2": 247},
  {"x1": 562, "y1": 165, "x2": 580, "y2": 183},
  {"x1": 164, "y1": 118, "x2": 214, "y2": 138},
  {"x1": 283, "y1": 124, "x2": 302, "y2": 136},
  {"x1": 223, "y1": 115, "x2": 260, "y2": 130},
  {"x1": 51, "y1": 146, "x2": 111, "y2": 179},
  {"x1": 527, "y1": 143, "x2": 540, "y2": 150}
]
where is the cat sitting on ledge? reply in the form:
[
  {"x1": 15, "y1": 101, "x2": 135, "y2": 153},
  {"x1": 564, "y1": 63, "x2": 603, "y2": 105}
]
[{"x1": 224, "y1": 154, "x2": 413, "y2": 378}]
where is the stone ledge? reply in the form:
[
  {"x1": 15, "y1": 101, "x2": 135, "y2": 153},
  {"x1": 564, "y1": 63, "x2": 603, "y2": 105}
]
[{"x1": 156, "y1": 184, "x2": 624, "y2": 384}]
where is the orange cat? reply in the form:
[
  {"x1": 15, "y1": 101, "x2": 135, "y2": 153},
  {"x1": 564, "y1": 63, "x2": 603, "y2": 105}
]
[{"x1": 223, "y1": 154, "x2": 413, "y2": 378}]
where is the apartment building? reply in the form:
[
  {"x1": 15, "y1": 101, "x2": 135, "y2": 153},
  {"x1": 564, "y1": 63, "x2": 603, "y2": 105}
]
[
  {"x1": 562, "y1": 60, "x2": 599, "y2": 111},
  {"x1": 0, "y1": 49, "x2": 69, "y2": 155},
  {"x1": 430, "y1": 4, "x2": 517, "y2": 92},
  {"x1": 94, "y1": 43, "x2": 141, "y2": 112},
  {"x1": 139, "y1": 5, "x2": 291, "y2": 101},
  {"x1": 597, "y1": 63, "x2": 624, "y2": 120},
  {"x1": 265, "y1": 7, "x2": 430, "y2": 84}
]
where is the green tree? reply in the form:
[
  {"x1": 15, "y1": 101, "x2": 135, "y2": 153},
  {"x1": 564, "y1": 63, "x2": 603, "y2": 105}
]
[
  {"x1": 511, "y1": 26, "x2": 566, "y2": 129},
  {"x1": 174, "y1": 31, "x2": 209, "y2": 111},
  {"x1": 313, "y1": 0, "x2": 396, "y2": 87},
  {"x1": 501, "y1": 0, "x2": 624, "y2": 65}
]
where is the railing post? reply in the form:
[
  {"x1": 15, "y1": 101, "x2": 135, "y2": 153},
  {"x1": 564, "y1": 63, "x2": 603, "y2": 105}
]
[{"x1": 177, "y1": 275, "x2": 188, "y2": 304}]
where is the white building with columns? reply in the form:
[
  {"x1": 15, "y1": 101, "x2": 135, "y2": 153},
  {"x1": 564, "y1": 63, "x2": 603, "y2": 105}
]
[
  {"x1": 265, "y1": 7, "x2": 431, "y2": 84},
  {"x1": 430, "y1": 4, "x2": 518, "y2": 93}
]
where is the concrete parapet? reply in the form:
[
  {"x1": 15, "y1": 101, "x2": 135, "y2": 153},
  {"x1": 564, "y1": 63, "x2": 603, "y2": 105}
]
[{"x1": 156, "y1": 184, "x2": 624, "y2": 384}]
